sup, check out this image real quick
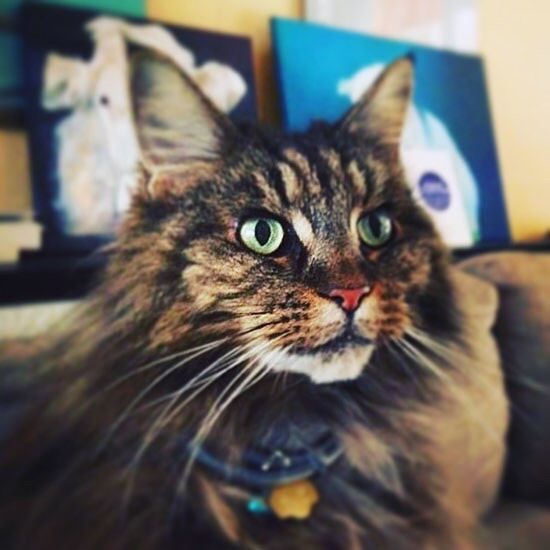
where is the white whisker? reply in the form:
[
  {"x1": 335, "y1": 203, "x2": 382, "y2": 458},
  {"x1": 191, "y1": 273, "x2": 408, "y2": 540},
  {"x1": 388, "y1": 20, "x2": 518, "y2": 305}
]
[
  {"x1": 122, "y1": 343, "x2": 252, "y2": 507},
  {"x1": 79, "y1": 338, "x2": 228, "y2": 419},
  {"x1": 174, "y1": 337, "x2": 289, "y2": 500},
  {"x1": 97, "y1": 338, "x2": 226, "y2": 452}
]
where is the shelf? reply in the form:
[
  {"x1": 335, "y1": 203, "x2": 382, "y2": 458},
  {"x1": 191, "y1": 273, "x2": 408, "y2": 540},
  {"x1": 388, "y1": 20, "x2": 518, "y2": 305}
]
[
  {"x1": 452, "y1": 241, "x2": 550, "y2": 259},
  {"x1": 0, "y1": 249, "x2": 107, "y2": 305}
]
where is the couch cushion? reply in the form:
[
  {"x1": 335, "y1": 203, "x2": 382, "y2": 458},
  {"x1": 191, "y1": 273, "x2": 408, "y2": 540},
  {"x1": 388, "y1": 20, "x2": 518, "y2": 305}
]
[{"x1": 459, "y1": 252, "x2": 550, "y2": 500}]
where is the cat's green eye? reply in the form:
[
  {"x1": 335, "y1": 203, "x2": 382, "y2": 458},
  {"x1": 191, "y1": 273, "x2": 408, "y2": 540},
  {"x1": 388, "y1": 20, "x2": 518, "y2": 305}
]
[
  {"x1": 239, "y1": 217, "x2": 285, "y2": 255},
  {"x1": 357, "y1": 211, "x2": 393, "y2": 248}
]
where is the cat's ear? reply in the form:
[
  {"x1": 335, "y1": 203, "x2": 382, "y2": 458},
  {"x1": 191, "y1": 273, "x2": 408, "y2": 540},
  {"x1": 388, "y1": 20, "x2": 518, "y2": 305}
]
[
  {"x1": 336, "y1": 56, "x2": 414, "y2": 148},
  {"x1": 130, "y1": 50, "x2": 237, "y2": 170}
]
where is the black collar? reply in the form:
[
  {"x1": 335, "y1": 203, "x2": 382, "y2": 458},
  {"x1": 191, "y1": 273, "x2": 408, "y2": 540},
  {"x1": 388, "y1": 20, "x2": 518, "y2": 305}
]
[{"x1": 185, "y1": 419, "x2": 343, "y2": 490}]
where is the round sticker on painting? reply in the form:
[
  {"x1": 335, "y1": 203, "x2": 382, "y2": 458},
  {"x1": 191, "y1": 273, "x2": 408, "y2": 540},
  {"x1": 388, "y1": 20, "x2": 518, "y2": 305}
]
[{"x1": 418, "y1": 172, "x2": 451, "y2": 211}]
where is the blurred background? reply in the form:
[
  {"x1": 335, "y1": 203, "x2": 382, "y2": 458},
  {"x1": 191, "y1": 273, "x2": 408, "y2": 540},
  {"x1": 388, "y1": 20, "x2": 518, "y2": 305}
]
[{"x1": 0, "y1": 0, "x2": 549, "y2": 319}]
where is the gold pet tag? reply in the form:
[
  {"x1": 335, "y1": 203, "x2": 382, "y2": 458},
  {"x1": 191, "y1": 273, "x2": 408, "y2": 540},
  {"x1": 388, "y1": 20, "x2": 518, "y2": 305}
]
[{"x1": 268, "y1": 479, "x2": 320, "y2": 520}]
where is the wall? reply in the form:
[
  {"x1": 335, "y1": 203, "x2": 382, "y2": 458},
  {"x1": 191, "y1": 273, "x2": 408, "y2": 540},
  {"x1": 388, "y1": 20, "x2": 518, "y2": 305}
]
[
  {"x1": 480, "y1": 0, "x2": 550, "y2": 241},
  {"x1": 148, "y1": 0, "x2": 301, "y2": 124}
]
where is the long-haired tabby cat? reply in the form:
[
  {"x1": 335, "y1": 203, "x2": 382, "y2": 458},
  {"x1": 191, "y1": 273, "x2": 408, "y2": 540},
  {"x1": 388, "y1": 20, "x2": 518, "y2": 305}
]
[{"x1": 0, "y1": 52, "x2": 507, "y2": 549}]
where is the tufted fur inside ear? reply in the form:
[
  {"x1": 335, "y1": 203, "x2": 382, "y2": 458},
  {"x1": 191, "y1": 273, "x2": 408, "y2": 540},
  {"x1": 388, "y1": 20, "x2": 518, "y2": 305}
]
[
  {"x1": 130, "y1": 50, "x2": 237, "y2": 170},
  {"x1": 337, "y1": 56, "x2": 414, "y2": 148}
]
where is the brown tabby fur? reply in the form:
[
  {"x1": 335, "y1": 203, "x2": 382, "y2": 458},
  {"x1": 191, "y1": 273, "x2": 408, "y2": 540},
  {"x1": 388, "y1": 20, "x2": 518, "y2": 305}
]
[{"x1": 0, "y1": 53, "x2": 507, "y2": 549}]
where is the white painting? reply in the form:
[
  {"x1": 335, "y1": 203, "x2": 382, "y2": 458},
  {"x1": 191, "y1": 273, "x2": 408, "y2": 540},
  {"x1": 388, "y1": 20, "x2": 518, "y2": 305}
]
[{"x1": 42, "y1": 17, "x2": 247, "y2": 235}]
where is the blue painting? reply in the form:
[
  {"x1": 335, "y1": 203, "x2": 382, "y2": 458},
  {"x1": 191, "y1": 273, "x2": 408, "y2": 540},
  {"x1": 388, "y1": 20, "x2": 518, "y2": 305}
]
[{"x1": 272, "y1": 18, "x2": 509, "y2": 246}]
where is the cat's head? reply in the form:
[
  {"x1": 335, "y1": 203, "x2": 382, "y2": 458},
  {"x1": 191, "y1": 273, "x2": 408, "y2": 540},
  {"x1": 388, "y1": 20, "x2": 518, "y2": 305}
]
[{"x1": 121, "y1": 52, "x2": 450, "y2": 384}]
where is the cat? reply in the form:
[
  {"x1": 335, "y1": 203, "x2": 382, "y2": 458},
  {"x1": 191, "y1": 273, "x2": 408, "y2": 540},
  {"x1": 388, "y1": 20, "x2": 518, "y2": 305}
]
[{"x1": 0, "y1": 51, "x2": 507, "y2": 549}]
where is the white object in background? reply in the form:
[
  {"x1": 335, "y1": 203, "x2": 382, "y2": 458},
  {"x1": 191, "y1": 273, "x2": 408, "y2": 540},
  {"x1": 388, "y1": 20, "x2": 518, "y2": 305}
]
[
  {"x1": 402, "y1": 149, "x2": 473, "y2": 247},
  {"x1": 42, "y1": 16, "x2": 247, "y2": 235},
  {"x1": 304, "y1": 0, "x2": 479, "y2": 54}
]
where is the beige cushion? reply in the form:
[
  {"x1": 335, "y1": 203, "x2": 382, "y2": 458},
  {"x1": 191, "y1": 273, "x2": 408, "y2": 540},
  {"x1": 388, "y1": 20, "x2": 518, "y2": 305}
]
[
  {"x1": 438, "y1": 268, "x2": 508, "y2": 517},
  {"x1": 459, "y1": 252, "x2": 550, "y2": 499}
]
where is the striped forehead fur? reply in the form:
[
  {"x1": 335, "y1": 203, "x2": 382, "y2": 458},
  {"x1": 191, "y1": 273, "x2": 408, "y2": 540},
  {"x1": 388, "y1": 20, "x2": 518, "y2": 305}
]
[
  {"x1": 291, "y1": 210, "x2": 315, "y2": 247},
  {"x1": 267, "y1": 141, "x2": 365, "y2": 207},
  {"x1": 276, "y1": 161, "x2": 301, "y2": 202}
]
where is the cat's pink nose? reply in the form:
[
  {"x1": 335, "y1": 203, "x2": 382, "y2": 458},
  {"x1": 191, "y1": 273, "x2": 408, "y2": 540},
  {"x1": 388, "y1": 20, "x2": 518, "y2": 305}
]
[{"x1": 329, "y1": 286, "x2": 372, "y2": 313}]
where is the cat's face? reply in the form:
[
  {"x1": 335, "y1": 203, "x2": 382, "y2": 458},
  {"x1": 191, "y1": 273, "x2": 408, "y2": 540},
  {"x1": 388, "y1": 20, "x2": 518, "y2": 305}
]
[{"x1": 126, "y1": 53, "x2": 446, "y2": 383}]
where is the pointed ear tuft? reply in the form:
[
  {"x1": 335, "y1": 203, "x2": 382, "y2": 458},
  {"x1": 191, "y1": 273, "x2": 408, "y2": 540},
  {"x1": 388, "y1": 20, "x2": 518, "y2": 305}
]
[
  {"x1": 337, "y1": 56, "x2": 414, "y2": 148},
  {"x1": 130, "y1": 50, "x2": 236, "y2": 170}
]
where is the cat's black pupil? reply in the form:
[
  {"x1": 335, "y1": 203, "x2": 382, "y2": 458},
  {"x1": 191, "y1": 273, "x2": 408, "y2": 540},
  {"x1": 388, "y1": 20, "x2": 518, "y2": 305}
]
[
  {"x1": 255, "y1": 220, "x2": 271, "y2": 246},
  {"x1": 369, "y1": 214, "x2": 382, "y2": 238}
]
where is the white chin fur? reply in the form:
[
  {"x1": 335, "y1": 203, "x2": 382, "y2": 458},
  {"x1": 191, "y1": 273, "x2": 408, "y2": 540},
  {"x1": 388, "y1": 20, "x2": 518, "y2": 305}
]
[{"x1": 264, "y1": 344, "x2": 374, "y2": 384}]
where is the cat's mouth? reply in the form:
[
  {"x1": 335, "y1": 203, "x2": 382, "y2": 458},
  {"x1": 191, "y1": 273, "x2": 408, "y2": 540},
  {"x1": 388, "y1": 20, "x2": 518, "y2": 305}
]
[
  {"x1": 259, "y1": 315, "x2": 376, "y2": 383},
  {"x1": 266, "y1": 325, "x2": 375, "y2": 383},
  {"x1": 296, "y1": 326, "x2": 373, "y2": 356}
]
